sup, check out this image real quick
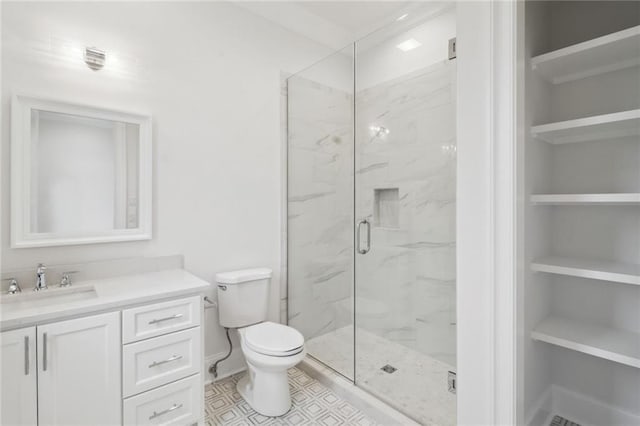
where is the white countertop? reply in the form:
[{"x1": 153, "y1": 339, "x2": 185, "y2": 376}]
[{"x1": 0, "y1": 269, "x2": 211, "y2": 331}]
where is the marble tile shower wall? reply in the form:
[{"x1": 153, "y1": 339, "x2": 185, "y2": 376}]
[
  {"x1": 355, "y1": 60, "x2": 456, "y2": 367},
  {"x1": 287, "y1": 76, "x2": 354, "y2": 339},
  {"x1": 288, "y1": 60, "x2": 456, "y2": 368}
]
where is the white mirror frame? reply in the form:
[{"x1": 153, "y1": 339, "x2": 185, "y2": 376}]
[{"x1": 11, "y1": 94, "x2": 153, "y2": 248}]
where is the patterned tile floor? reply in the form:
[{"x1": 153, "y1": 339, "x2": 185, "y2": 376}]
[
  {"x1": 205, "y1": 367, "x2": 380, "y2": 425},
  {"x1": 549, "y1": 415, "x2": 580, "y2": 426}
]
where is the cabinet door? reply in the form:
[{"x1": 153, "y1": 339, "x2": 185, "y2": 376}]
[
  {"x1": 1, "y1": 327, "x2": 37, "y2": 426},
  {"x1": 38, "y1": 312, "x2": 121, "y2": 426}
]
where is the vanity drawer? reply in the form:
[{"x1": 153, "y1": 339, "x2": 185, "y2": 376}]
[
  {"x1": 123, "y1": 327, "x2": 201, "y2": 397},
  {"x1": 123, "y1": 296, "x2": 201, "y2": 343},
  {"x1": 123, "y1": 374, "x2": 202, "y2": 426}
]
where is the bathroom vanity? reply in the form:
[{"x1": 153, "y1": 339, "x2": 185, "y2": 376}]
[
  {"x1": 2, "y1": 93, "x2": 211, "y2": 425},
  {"x1": 0, "y1": 269, "x2": 209, "y2": 426}
]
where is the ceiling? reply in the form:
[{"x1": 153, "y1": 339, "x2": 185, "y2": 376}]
[
  {"x1": 237, "y1": 1, "x2": 427, "y2": 50},
  {"x1": 295, "y1": 2, "x2": 412, "y2": 35}
]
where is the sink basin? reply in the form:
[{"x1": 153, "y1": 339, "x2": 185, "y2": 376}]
[{"x1": 1, "y1": 285, "x2": 98, "y2": 311}]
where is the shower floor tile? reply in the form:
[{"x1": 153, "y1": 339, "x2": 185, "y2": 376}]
[
  {"x1": 205, "y1": 367, "x2": 380, "y2": 425},
  {"x1": 306, "y1": 326, "x2": 456, "y2": 426}
]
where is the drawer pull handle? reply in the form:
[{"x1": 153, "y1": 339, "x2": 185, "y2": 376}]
[
  {"x1": 149, "y1": 403, "x2": 183, "y2": 420},
  {"x1": 148, "y1": 314, "x2": 183, "y2": 325},
  {"x1": 148, "y1": 354, "x2": 183, "y2": 368}
]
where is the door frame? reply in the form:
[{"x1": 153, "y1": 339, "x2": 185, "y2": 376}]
[{"x1": 456, "y1": 1, "x2": 519, "y2": 425}]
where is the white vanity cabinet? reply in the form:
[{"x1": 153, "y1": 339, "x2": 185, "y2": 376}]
[
  {"x1": 37, "y1": 312, "x2": 121, "y2": 426},
  {"x1": 122, "y1": 295, "x2": 203, "y2": 426},
  {"x1": 0, "y1": 327, "x2": 37, "y2": 426},
  {"x1": 1, "y1": 313, "x2": 121, "y2": 426},
  {"x1": 0, "y1": 293, "x2": 205, "y2": 426}
]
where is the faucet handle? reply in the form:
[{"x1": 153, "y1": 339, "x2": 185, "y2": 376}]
[
  {"x1": 3, "y1": 278, "x2": 22, "y2": 294},
  {"x1": 59, "y1": 271, "x2": 79, "y2": 287}
]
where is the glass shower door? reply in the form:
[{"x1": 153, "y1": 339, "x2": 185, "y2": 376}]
[
  {"x1": 353, "y1": 8, "x2": 458, "y2": 424},
  {"x1": 287, "y1": 6, "x2": 458, "y2": 422}
]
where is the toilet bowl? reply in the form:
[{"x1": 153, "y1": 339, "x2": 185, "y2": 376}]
[
  {"x1": 236, "y1": 322, "x2": 306, "y2": 416},
  {"x1": 215, "y1": 268, "x2": 306, "y2": 417}
]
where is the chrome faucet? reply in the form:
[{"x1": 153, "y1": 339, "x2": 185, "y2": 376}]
[
  {"x1": 3, "y1": 278, "x2": 21, "y2": 294},
  {"x1": 35, "y1": 263, "x2": 47, "y2": 291},
  {"x1": 59, "y1": 271, "x2": 78, "y2": 288}
]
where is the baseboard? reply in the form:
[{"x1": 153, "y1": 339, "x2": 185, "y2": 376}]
[
  {"x1": 526, "y1": 387, "x2": 552, "y2": 426},
  {"x1": 551, "y1": 385, "x2": 640, "y2": 426},
  {"x1": 527, "y1": 385, "x2": 640, "y2": 426},
  {"x1": 203, "y1": 348, "x2": 246, "y2": 385}
]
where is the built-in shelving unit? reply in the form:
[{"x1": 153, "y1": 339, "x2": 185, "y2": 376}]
[
  {"x1": 531, "y1": 109, "x2": 640, "y2": 144},
  {"x1": 532, "y1": 316, "x2": 640, "y2": 369},
  {"x1": 530, "y1": 193, "x2": 640, "y2": 205},
  {"x1": 532, "y1": 257, "x2": 640, "y2": 286},
  {"x1": 524, "y1": 4, "x2": 640, "y2": 424},
  {"x1": 531, "y1": 25, "x2": 640, "y2": 84}
]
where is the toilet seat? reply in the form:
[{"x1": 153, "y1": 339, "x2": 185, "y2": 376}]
[{"x1": 242, "y1": 322, "x2": 304, "y2": 357}]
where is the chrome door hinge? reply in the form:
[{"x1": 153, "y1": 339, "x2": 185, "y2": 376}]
[
  {"x1": 448, "y1": 38, "x2": 457, "y2": 60},
  {"x1": 448, "y1": 371, "x2": 456, "y2": 394}
]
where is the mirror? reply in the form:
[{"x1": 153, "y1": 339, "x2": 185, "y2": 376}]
[{"x1": 11, "y1": 95, "x2": 152, "y2": 247}]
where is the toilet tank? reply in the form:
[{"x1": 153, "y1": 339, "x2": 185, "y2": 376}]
[{"x1": 216, "y1": 268, "x2": 272, "y2": 328}]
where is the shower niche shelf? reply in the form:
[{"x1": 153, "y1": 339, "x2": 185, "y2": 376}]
[
  {"x1": 531, "y1": 109, "x2": 640, "y2": 144},
  {"x1": 530, "y1": 193, "x2": 640, "y2": 205},
  {"x1": 532, "y1": 316, "x2": 640, "y2": 369},
  {"x1": 531, "y1": 256, "x2": 640, "y2": 286},
  {"x1": 373, "y1": 188, "x2": 400, "y2": 228},
  {"x1": 531, "y1": 25, "x2": 640, "y2": 84}
]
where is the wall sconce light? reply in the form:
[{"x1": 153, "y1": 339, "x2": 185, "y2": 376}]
[{"x1": 84, "y1": 47, "x2": 106, "y2": 71}]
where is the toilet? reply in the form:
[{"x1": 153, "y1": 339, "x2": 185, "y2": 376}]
[{"x1": 216, "y1": 268, "x2": 306, "y2": 417}]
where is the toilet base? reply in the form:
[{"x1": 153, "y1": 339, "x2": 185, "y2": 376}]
[{"x1": 237, "y1": 369, "x2": 292, "y2": 417}]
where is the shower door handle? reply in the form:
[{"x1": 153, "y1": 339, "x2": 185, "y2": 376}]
[{"x1": 357, "y1": 219, "x2": 371, "y2": 254}]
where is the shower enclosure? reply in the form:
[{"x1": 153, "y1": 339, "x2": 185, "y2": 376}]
[{"x1": 287, "y1": 5, "x2": 457, "y2": 424}]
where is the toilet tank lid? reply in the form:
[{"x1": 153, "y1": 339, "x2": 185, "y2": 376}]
[{"x1": 216, "y1": 268, "x2": 272, "y2": 284}]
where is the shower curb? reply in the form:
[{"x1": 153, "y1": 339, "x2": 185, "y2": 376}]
[{"x1": 298, "y1": 356, "x2": 421, "y2": 426}]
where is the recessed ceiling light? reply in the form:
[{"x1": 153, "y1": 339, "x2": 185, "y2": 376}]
[
  {"x1": 397, "y1": 13, "x2": 409, "y2": 21},
  {"x1": 396, "y1": 38, "x2": 421, "y2": 52}
]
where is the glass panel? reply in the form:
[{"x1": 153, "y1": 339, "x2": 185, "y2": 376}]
[
  {"x1": 354, "y1": 6, "x2": 458, "y2": 423},
  {"x1": 287, "y1": 46, "x2": 355, "y2": 380}
]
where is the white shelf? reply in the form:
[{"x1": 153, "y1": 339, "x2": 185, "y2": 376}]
[
  {"x1": 532, "y1": 25, "x2": 640, "y2": 84},
  {"x1": 532, "y1": 257, "x2": 640, "y2": 286},
  {"x1": 531, "y1": 193, "x2": 640, "y2": 205},
  {"x1": 532, "y1": 316, "x2": 640, "y2": 369},
  {"x1": 531, "y1": 109, "x2": 640, "y2": 144}
]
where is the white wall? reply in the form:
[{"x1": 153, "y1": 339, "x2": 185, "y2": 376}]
[
  {"x1": 456, "y1": 3, "x2": 496, "y2": 423},
  {"x1": 456, "y1": 1, "x2": 523, "y2": 424},
  {"x1": 522, "y1": 2, "x2": 554, "y2": 422},
  {"x1": 1, "y1": 1, "x2": 331, "y2": 373}
]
